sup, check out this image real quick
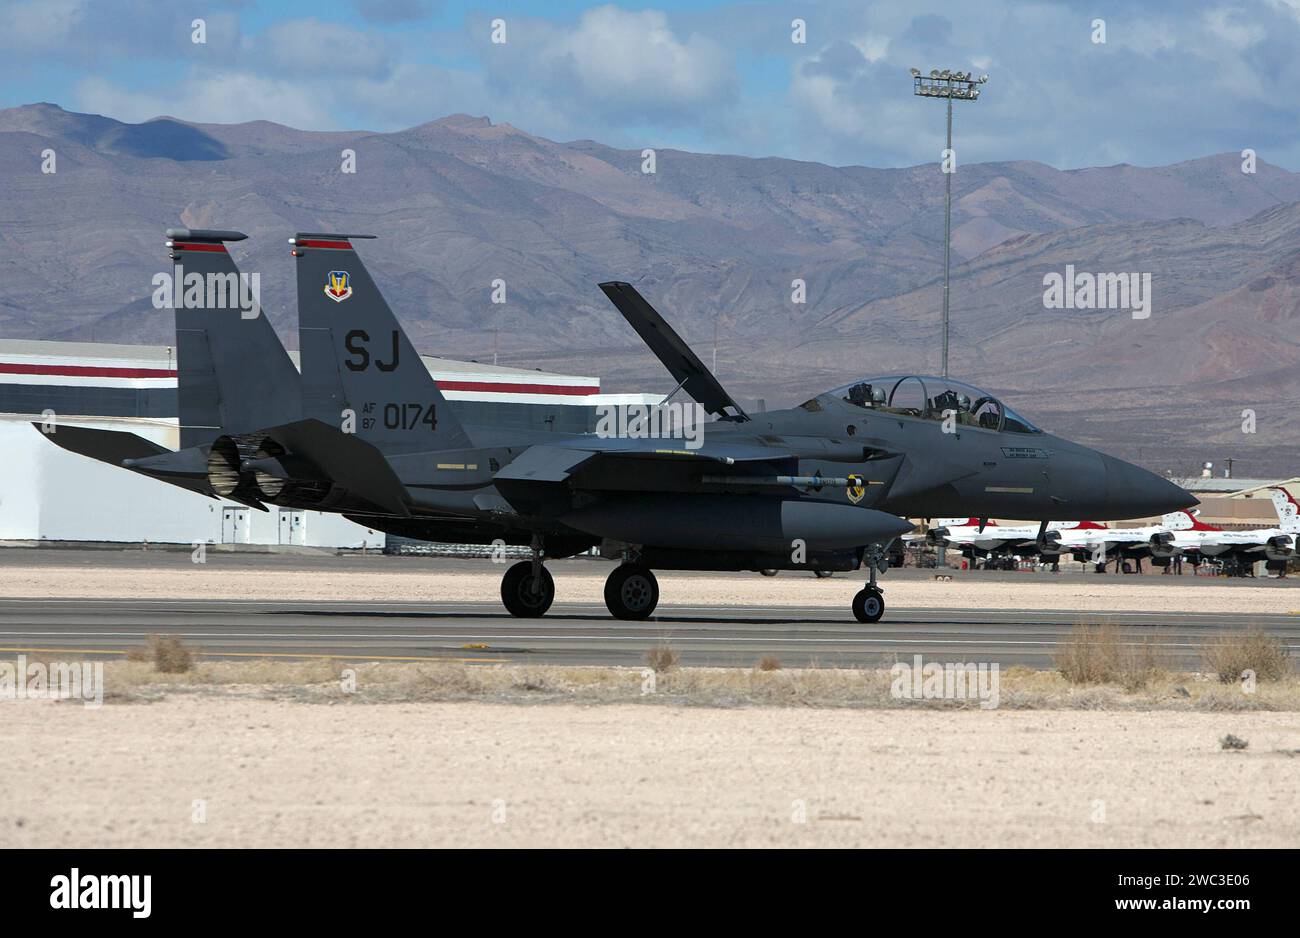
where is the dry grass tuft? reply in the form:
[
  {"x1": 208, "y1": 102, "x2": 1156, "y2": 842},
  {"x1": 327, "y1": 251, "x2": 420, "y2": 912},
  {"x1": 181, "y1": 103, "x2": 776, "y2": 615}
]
[
  {"x1": 1056, "y1": 622, "x2": 1120, "y2": 685},
  {"x1": 646, "y1": 644, "x2": 680, "y2": 673},
  {"x1": 756, "y1": 656, "x2": 782, "y2": 672},
  {"x1": 1202, "y1": 629, "x2": 1291, "y2": 684},
  {"x1": 127, "y1": 634, "x2": 196, "y2": 673},
  {"x1": 1055, "y1": 622, "x2": 1168, "y2": 690}
]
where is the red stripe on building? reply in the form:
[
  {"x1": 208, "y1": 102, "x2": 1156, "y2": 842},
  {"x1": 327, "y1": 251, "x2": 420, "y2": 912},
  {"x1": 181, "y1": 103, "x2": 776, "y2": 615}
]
[
  {"x1": 436, "y1": 380, "x2": 598, "y2": 396},
  {"x1": 297, "y1": 239, "x2": 353, "y2": 250},
  {"x1": 0, "y1": 363, "x2": 596, "y2": 394},
  {"x1": 0, "y1": 362, "x2": 177, "y2": 379}
]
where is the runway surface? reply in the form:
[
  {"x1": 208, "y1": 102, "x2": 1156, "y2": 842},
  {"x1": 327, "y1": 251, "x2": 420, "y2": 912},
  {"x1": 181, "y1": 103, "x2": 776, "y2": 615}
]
[{"x1": 2, "y1": 596, "x2": 1298, "y2": 668}]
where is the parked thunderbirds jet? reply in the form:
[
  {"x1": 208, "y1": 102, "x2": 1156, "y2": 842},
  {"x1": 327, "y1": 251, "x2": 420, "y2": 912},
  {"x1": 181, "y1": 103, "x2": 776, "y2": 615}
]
[
  {"x1": 930, "y1": 489, "x2": 1300, "y2": 575},
  {"x1": 929, "y1": 512, "x2": 1199, "y2": 571},
  {"x1": 1154, "y1": 487, "x2": 1298, "y2": 575},
  {"x1": 925, "y1": 518, "x2": 1111, "y2": 568},
  {"x1": 38, "y1": 229, "x2": 1196, "y2": 623}
]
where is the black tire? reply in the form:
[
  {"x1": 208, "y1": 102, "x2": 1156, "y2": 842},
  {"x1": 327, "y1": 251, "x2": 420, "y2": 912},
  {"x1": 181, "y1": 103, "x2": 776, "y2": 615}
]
[
  {"x1": 759, "y1": 569, "x2": 778, "y2": 577},
  {"x1": 501, "y1": 561, "x2": 555, "y2": 617},
  {"x1": 852, "y1": 588, "x2": 884, "y2": 623},
  {"x1": 604, "y1": 564, "x2": 660, "y2": 620},
  {"x1": 813, "y1": 569, "x2": 834, "y2": 579}
]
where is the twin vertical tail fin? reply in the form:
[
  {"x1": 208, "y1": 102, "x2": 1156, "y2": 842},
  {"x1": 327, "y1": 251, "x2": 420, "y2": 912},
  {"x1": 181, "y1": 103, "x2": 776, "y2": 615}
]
[
  {"x1": 1270, "y1": 486, "x2": 1300, "y2": 532},
  {"x1": 291, "y1": 233, "x2": 471, "y2": 453},
  {"x1": 166, "y1": 228, "x2": 301, "y2": 447}
]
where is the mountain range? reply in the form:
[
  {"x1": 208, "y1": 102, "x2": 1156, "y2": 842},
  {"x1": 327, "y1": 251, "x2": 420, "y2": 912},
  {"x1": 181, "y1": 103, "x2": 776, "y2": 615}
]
[{"x1": 2, "y1": 102, "x2": 1297, "y2": 475}]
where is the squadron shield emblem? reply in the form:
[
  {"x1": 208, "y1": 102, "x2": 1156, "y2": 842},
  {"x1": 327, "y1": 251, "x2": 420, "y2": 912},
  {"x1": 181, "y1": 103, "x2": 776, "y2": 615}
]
[
  {"x1": 324, "y1": 270, "x2": 353, "y2": 303},
  {"x1": 846, "y1": 474, "x2": 866, "y2": 504}
]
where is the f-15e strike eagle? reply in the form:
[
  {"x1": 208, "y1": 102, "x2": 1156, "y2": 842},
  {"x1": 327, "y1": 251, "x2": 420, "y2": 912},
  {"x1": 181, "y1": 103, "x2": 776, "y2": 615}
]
[{"x1": 39, "y1": 228, "x2": 1196, "y2": 622}]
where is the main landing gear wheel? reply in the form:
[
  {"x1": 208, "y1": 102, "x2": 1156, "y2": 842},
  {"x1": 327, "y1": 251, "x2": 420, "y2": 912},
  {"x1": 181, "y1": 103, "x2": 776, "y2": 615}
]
[
  {"x1": 604, "y1": 564, "x2": 660, "y2": 620},
  {"x1": 501, "y1": 560, "x2": 555, "y2": 618},
  {"x1": 852, "y1": 588, "x2": 884, "y2": 623}
]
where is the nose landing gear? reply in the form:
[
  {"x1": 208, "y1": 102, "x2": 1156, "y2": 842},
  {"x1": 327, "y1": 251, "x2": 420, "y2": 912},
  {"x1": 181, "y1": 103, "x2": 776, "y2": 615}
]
[{"x1": 852, "y1": 544, "x2": 887, "y2": 623}]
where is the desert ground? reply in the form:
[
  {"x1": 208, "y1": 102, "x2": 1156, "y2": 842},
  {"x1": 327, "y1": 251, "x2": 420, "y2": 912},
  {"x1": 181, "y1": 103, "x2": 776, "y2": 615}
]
[
  {"x1": 3, "y1": 549, "x2": 1295, "y2": 848},
  {"x1": 3, "y1": 694, "x2": 1297, "y2": 848}
]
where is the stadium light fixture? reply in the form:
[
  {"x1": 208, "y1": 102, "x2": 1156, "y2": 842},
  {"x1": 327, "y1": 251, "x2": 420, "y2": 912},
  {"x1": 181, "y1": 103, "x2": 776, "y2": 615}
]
[{"x1": 910, "y1": 66, "x2": 990, "y2": 380}]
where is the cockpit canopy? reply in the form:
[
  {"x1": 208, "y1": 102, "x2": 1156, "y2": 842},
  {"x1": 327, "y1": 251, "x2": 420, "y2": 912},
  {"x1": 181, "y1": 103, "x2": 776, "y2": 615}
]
[{"x1": 809, "y1": 375, "x2": 1040, "y2": 434}]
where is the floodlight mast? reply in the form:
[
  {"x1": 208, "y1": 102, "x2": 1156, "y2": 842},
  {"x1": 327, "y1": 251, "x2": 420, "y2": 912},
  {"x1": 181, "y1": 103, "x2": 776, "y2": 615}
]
[{"x1": 911, "y1": 69, "x2": 988, "y2": 378}]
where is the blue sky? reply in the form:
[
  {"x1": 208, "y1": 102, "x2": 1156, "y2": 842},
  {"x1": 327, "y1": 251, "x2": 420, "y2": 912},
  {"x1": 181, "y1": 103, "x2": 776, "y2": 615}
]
[{"x1": 3, "y1": 0, "x2": 1299, "y2": 169}]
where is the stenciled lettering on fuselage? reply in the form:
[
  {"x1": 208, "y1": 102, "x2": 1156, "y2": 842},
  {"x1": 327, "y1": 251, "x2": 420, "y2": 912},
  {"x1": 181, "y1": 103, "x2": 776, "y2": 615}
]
[
  {"x1": 359, "y1": 401, "x2": 438, "y2": 432},
  {"x1": 1001, "y1": 446, "x2": 1049, "y2": 459},
  {"x1": 344, "y1": 329, "x2": 400, "y2": 372}
]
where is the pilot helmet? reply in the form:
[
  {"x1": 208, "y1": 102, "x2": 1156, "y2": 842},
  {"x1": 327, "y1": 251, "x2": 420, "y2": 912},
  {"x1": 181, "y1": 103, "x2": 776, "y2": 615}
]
[{"x1": 847, "y1": 382, "x2": 882, "y2": 406}]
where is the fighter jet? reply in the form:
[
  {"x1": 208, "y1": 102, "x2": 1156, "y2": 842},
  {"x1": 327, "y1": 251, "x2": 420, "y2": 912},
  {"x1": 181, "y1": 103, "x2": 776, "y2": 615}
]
[
  {"x1": 928, "y1": 511, "x2": 1210, "y2": 573},
  {"x1": 1155, "y1": 488, "x2": 1298, "y2": 576},
  {"x1": 38, "y1": 229, "x2": 1196, "y2": 624},
  {"x1": 925, "y1": 518, "x2": 1110, "y2": 569}
]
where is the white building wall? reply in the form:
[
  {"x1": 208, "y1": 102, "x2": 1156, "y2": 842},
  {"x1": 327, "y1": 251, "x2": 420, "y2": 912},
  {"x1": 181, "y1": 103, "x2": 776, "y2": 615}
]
[{"x1": 2, "y1": 418, "x2": 383, "y2": 548}]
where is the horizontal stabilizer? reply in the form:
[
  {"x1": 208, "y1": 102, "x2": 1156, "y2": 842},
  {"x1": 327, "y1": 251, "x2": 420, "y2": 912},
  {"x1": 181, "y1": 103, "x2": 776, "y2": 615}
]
[
  {"x1": 33, "y1": 423, "x2": 168, "y2": 465},
  {"x1": 32, "y1": 424, "x2": 221, "y2": 500}
]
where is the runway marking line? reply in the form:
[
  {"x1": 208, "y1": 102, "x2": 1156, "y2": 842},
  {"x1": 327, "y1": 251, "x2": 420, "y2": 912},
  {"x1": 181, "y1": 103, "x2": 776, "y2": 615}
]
[{"x1": 0, "y1": 646, "x2": 507, "y2": 664}]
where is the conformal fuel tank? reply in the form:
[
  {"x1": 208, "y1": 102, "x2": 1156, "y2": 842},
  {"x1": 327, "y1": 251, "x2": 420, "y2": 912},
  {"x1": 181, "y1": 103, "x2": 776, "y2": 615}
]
[{"x1": 561, "y1": 494, "x2": 913, "y2": 551}]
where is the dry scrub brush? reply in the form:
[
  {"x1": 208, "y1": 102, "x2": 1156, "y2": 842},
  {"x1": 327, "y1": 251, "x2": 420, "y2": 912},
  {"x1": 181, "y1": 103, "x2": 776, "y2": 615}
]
[
  {"x1": 1055, "y1": 621, "x2": 1167, "y2": 691},
  {"x1": 125, "y1": 634, "x2": 196, "y2": 673},
  {"x1": 1202, "y1": 629, "x2": 1291, "y2": 684}
]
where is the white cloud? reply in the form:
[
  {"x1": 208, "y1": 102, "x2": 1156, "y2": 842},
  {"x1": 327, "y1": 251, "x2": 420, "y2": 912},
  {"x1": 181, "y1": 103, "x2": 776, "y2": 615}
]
[
  {"x1": 250, "y1": 18, "x2": 394, "y2": 80},
  {"x1": 0, "y1": 0, "x2": 244, "y2": 60},
  {"x1": 1204, "y1": 7, "x2": 1267, "y2": 48},
  {"x1": 550, "y1": 6, "x2": 735, "y2": 108},
  {"x1": 75, "y1": 72, "x2": 338, "y2": 128},
  {"x1": 0, "y1": 0, "x2": 81, "y2": 52},
  {"x1": 481, "y1": 5, "x2": 738, "y2": 120}
]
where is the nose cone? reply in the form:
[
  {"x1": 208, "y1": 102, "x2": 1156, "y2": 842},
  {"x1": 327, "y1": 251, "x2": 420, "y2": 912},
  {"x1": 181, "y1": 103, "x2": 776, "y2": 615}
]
[{"x1": 1102, "y1": 455, "x2": 1198, "y2": 519}]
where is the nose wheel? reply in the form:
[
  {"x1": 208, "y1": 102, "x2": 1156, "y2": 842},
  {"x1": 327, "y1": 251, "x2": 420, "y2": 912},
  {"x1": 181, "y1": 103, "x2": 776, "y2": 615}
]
[
  {"x1": 604, "y1": 563, "x2": 659, "y2": 620},
  {"x1": 852, "y1": 543, "x2": 888, "y2": 623},
  {"x1": 852, "y1": 587, "x2": 884, "y2": 623}
]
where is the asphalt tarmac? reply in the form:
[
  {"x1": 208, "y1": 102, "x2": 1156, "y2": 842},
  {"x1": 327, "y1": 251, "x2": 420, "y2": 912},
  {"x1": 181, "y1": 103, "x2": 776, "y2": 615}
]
[
  {"x1": 4, "y1": 547, "x2": 1298, "y2": 668},
  {"x1": 1, "y1": 595, "x2": 1297, "y2": 669}
]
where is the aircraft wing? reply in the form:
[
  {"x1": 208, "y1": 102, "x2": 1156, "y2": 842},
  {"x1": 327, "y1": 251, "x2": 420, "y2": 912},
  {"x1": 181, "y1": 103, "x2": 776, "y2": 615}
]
[
  {"x1": 492, "y1": 441, "x2": 798, "y2": 510},
  {"x1": 497, "y1": 441, "x2": 796, "y2": 484},
  {"x1": 597, "y1": 282, "x2": 749, "y2": 421}
]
